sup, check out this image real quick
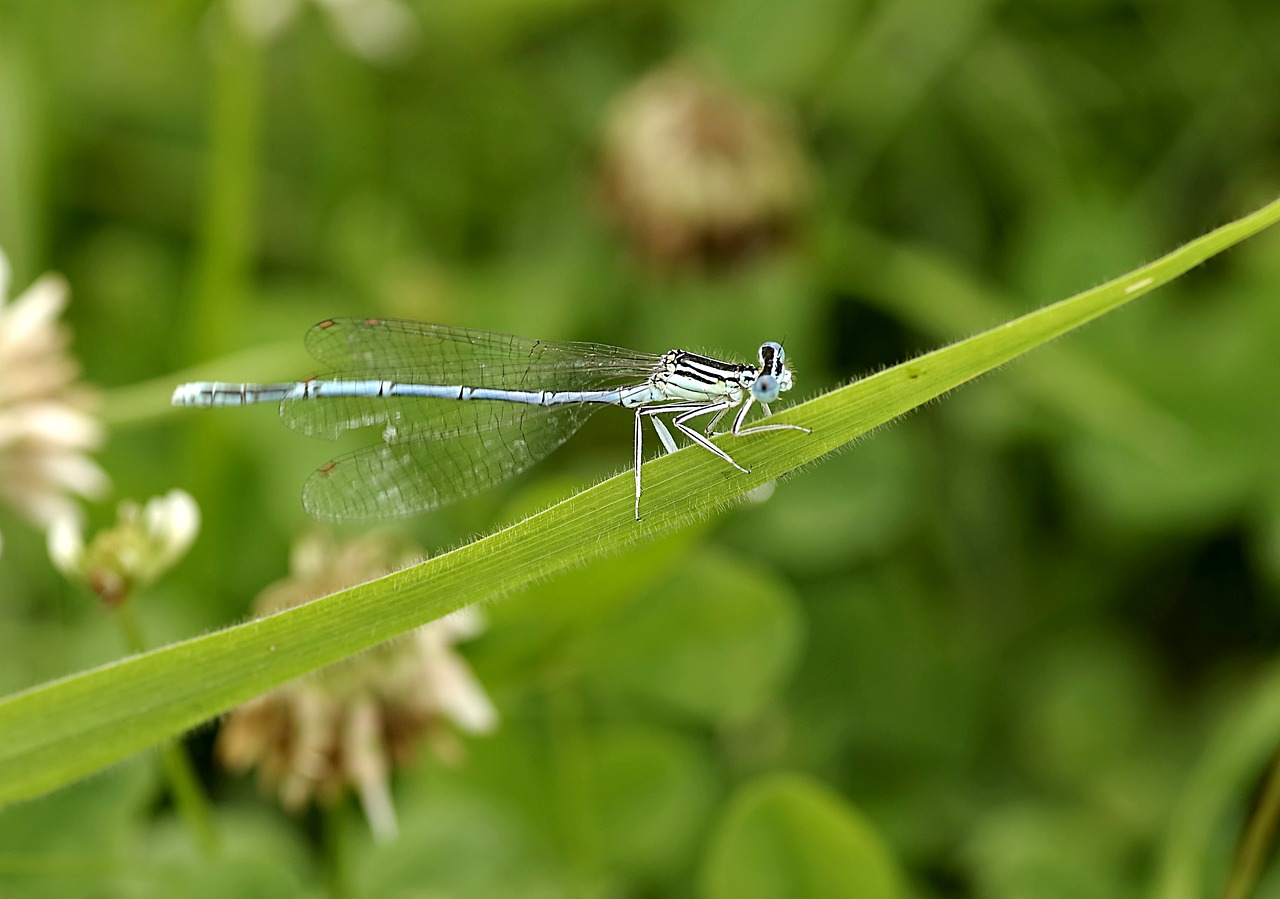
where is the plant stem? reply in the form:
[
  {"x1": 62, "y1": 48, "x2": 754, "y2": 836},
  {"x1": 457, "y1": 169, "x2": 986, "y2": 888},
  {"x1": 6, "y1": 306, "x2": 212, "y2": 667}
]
[
  {"x1": 186, "y1": 3, "x2": 262, "y2": 362},
  {"x1": 116, "y1": 602, "x2": 220, "y2": 858},
  {"x1": 548, "y1": 672, "x2": 601, "y2": 898},
  {"x1": 1220, "y1": 748, "x2": 1280, "y2": 899},
  {"x1": 324, "y1": 801, "x2": 352, "y2": 899}
]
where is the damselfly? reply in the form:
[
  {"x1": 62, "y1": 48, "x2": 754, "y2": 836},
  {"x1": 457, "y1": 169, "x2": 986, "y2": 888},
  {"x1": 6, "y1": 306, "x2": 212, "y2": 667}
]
[{"x1": 172, "y1": 318, "x2": 810, "y2": 520}]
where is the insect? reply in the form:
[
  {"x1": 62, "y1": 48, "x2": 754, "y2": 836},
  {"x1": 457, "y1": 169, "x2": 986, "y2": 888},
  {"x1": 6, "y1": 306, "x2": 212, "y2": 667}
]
[{"x1": 172, "y1": 318, "x2": 809, "y2": 520}]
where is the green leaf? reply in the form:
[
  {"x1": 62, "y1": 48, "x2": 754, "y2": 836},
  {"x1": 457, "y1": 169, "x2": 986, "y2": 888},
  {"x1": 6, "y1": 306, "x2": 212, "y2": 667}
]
[
  {"x1": 700, "y1": 772, "x2": 904, "y2": 899},
  {"x1": 0, "y1": 756, "x2": 154, "y2": 898},
  {"x1": 583, "y1": 547, "x2": 804, "y2": 721},
  {"x1": 1, "y1": 195, "x2": 1278, "y2": 804},
  {"x1": 589, "y1": 725, "x2": 717, "y2": 876},
  {"x1": 353, "y1": 789, "x2": 559, "y2": 898}
]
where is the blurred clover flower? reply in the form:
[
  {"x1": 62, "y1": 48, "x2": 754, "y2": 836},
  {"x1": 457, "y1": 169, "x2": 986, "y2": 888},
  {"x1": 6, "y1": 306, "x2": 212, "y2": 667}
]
[
  {"x1": 0, "y1": 248, "x2": 108, "y2": 558},
  {"x1": 48, "y1": 489, "x2": 201, "y2": 607},
  {"x1": 598, "y1": 64, "x2": 812, "y2": 269},
  {"x1": 226, "y1": 0, "x2": 418, "y2": 63},
  {"x1": 216, "y1": 532, "x2": 497, "y2": 842}
]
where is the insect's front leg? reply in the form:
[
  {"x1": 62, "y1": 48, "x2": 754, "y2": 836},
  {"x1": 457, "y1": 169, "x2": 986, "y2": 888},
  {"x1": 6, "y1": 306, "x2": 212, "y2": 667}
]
[{"x1": 729, "y1": 397, "x2": 812, "y2": 438}]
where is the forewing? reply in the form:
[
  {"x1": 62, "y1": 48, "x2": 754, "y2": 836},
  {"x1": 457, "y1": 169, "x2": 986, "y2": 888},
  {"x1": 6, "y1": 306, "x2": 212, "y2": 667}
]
[
  {"x1": 303, "y1": 318, "x2": 659, "y2": 389},
  {"x1": 285, "y1": 318, "x2": 659, "y2": 442}
]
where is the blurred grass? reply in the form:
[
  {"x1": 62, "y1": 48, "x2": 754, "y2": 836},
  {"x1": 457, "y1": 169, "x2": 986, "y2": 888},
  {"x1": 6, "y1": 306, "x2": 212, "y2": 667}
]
[{"x1": 2, "y1": 0, "x2": 1280, "y2": 896}]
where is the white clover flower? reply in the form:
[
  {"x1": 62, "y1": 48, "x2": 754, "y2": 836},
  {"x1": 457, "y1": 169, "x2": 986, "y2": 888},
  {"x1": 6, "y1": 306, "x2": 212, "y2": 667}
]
[
  {"x1": 226, "y1": 0, "x2": 418, "y2": 63},
  {"x1": 217, "y1": 531, "x2": 497, "y2": 842},
  {"x1": 0, "y1": 248, "x2": 108, "y2": 557},
  {"x1": 48, "y1": 489, "x2": 201, "y2": 605}
]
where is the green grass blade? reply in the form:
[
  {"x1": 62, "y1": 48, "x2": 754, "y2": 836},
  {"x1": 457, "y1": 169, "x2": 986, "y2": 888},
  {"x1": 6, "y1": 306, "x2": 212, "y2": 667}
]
[{"x1": 2, "y1": 196, "x2": 1278, "y2": 805}]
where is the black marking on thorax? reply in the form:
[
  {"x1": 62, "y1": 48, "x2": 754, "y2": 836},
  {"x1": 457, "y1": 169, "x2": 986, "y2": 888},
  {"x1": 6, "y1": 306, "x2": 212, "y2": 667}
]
[{"x1": 670, "y1": 351, "x2": 754, "y2": 386}]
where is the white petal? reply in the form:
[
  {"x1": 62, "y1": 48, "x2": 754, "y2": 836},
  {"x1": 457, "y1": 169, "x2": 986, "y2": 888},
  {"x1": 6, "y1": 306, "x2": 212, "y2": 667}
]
[
  {"x1": 149, "y1": 489, "x2": 201, "y2": 565},
  {"x1": 359, "y1": 778, "x2": 399, "y2": 843},
  {"x1": 437, "y1": 606, "x2": 487, "y2": 641},
  {"x1": 47, "y1": 513, "x2": 86, "y2": 577},
  {"x1": 38, "y1": 451, "x2": 111, "y2": 500},
  {"x1": 0, "y1": 403, "x2": 105, "y2": 450},
  {"x1": 13, "y1": 489, "x2": 80, "y2": 530},
  {"x1": 420, "y1": 646, "x2": 499, "y2": 735},
  {"x1": 345, "y1": 699, "x2": 399, "y2": 842},
  {"x1": 227, "y1": 0, "x2": 303, "y2": 41},
  {"x1": 319, "y1": 0, "x2": 417, "y2": 63},
  {"x1": 0, "y1": 274, "x2": 69, "y2": 351}
]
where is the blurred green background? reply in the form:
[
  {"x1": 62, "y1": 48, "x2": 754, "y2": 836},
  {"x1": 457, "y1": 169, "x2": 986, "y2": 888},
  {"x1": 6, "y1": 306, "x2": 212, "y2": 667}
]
[{"x1": 3, "y1": 0, "x2": 1280, "y2": 896}]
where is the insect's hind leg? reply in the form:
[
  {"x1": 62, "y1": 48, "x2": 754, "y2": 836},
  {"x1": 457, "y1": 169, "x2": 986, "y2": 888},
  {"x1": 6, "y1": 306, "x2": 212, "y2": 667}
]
[
  {"x1": 633, "y1": 406, "x2": 645, "y2": 520},
  {"x1": 632, "y1": 405, "x2": 685, "y2": 520}
]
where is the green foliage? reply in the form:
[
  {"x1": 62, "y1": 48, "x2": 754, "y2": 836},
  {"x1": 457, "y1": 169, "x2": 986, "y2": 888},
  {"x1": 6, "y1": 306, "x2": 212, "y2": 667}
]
[
  {"x1": 6, "y1": 202, "x2": 1274, "y2": 807},
  {"x1": 702, "y1": 773, "x2": 904, "y2": 899},
  {"x1": 3, "y1": 0, "x2": 1280, "y2": 896}
]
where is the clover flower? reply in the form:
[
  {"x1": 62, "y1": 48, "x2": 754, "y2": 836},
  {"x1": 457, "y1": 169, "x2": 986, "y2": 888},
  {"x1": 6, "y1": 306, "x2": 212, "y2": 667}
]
[
  {"x1": 216, "y1": 531, "x2": 497, "y2": 841},
  {"x1": 0, "y1": 248, "x2": 108, "y2": 557},
  {"x1": 599, "y1": 64, "x2": 812, "y2": 268},
  {"x1": 48, "y1": 489, "x2": 201, "y2": 607}
]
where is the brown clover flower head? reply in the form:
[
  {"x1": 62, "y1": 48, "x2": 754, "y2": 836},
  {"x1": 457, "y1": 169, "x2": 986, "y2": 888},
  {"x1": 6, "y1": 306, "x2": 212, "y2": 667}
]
[
  {"x1": 598, "y1": 64, "x2": 812, "y2": 269},
  {"x1": 216, "y1": 531, "x2": 497, "y2": 841}
]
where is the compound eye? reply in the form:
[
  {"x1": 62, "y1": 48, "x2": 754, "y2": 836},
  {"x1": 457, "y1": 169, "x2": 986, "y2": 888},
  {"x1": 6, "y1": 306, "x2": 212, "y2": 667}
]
[{"x1": 751, "y1": 373, "x2": 780, "y2": 404}]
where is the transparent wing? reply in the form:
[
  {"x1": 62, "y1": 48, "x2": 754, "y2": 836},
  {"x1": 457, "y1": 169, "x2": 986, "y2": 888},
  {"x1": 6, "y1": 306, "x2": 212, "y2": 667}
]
[
  {"x1": 283, "y1": 319, "x2": 659, "y2": 519},
  {"x1": 284, "y1": 318, "x2": 660, "y2": 442},
  {"x1": 304, "y1": 318, "x2": 660, "y2": 386},
  {"x1": 283, "y1": 393, "x2": 503, "y2": 443},
  {"x1": 301, "y1": 401, "x2": 598, "y2": 520}
]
